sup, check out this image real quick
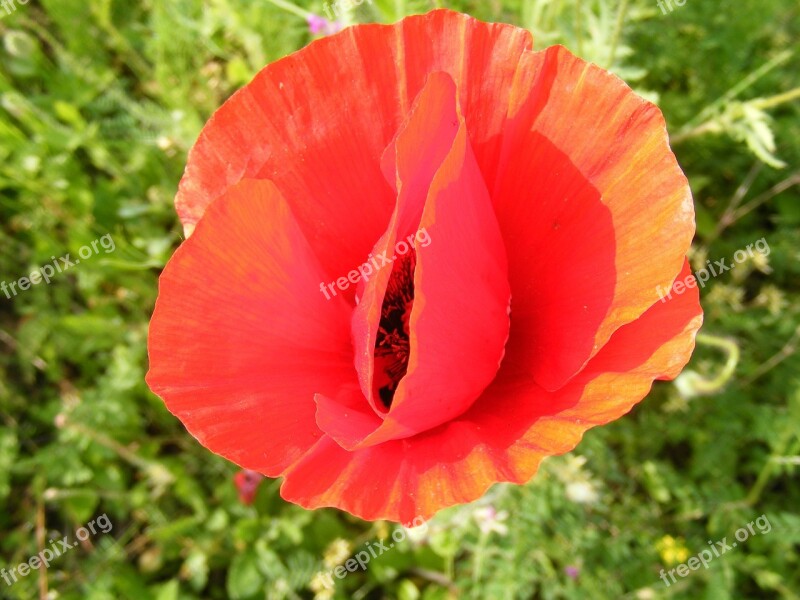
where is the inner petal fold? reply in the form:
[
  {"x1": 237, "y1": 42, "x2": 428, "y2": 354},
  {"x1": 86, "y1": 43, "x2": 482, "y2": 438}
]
[{"x1": 315, "y1": 72, "x2": 511, "y2": 450}]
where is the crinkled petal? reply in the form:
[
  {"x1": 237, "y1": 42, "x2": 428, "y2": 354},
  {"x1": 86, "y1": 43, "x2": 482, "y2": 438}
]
[
  {"x1": 280, "y1": 260, "x2": 701, "y2": 523},
  {"x1": 147, "y1": 179, "x2": 355, "y2": 475},
  {"x1": 175, "y1": 10, "x2": 532, "y2": 293},
  {"x1": 493, "y1": 45, "x2": 694, "y2": 391}
]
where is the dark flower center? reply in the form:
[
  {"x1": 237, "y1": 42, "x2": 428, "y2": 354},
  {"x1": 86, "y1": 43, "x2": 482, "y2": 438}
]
[{"x1": 373, "y1": 252, "x2": 416, "y2": 409}]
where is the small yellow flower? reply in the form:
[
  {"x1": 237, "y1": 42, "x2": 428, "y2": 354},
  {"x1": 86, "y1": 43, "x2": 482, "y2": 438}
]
[
  {"x1": 656, "y1": 535, "x2": 690, "y2": 565},
  {"x1": 323, "y1": 538, "x2": 351, "y2": 569},
  {"x1": 706, "y1": 283, "x2": 745, "y2": 312},
  {"x1": 310, "y1": 571, "x2": 335, "y2": 600},
  {"x1": 753, "y1": 284, "x2": 786, "y2": 315},
  {"x1": 688, "y1": 245, "x2": 707, "y2": 272},
  {"x1": 751, "y1": 251, "x2": 772, "y2": 274},
  {"x1": 374, "y1": 520, "x2": 390, "y2": 540}
]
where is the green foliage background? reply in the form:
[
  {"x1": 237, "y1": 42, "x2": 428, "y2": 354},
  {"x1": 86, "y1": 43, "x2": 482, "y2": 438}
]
[{"x1": 0, "y1": 0, "x2": 798, "y2": 598}]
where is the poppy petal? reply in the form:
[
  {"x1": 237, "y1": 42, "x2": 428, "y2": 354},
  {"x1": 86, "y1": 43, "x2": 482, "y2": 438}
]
[
  {"x1": 370, "y1": 99, "x2": 511, "y2": 446},
  {"x1": 175, "y1": 10, "x2": 532, "y2": 286},
  {"x1": 493, "y1": 45, "x2": 694, "y2": 391},
  {"x1": 348, "y1": 71, "x2": 463, "y2": 417},
  {"x1": 319, "y1": 73, "x2": 510, "y2": 449},
  {"x1": 146, "y1": 179, "x2": 355, "y2": 475},
  {"x1": 280, "y1": 260, "x2": 701, "y2": 523}
]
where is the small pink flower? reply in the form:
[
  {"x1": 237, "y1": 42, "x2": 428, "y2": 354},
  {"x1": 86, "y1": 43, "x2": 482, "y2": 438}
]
[
  {"x1": 472, "y1": 505, "x2": 509, "y2": 536},
  {"x1": 565, "y1": 565, "x2": 580, "y2": 579},
  {"x1": 306, "y1": 14, "x2": 342, "y2": 36}
]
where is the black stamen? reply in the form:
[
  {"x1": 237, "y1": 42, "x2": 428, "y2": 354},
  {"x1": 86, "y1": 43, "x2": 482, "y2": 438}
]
[{"x1": 374, "y1": 252, "x2": 415, "y2": 409}]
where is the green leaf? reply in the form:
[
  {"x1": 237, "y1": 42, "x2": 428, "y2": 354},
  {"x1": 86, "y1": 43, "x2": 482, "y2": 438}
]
[{"x1": 227, "y1": 552, "x2": 265, "y2": 600}]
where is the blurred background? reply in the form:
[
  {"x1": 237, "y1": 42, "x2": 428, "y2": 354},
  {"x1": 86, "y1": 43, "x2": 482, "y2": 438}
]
[{"x1": 0, "y1": 0, "x2": 798, "y2": 598}]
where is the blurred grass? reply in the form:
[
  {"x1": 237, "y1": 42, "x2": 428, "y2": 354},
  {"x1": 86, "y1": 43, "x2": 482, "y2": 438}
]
[{"x1": 0, "y1": 0, "x2": 798, "y2": 598}]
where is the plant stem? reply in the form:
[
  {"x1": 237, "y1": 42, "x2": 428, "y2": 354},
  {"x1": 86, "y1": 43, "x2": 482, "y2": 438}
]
[
  {"x1": 264, "y1": 0, "x2": 314, "y2": 19},
  {"x1": 606, "y1": 0, "x2": 629, "y2": 68},
  {"x1": 672, "y1": 85, "x2": 800, "y2": 145},
  {"x1": 750, "y1": 86, "x2": 800, "y2": 110},
  {"x1": 690, "y1": 334, "x2": 740, "y2": 395},
  {"x1": 745, "y1": 426, "x2": 794, "y2": 507},
  {"x1": 62, "y1": 419, "x2": 174, "y2": 490},
  {"x1": 36, "y1": 498, "x2": 48, "y2": 600},
  {"x1": 471, "y1": 529, "x2": 490, "y2": 595},
  {"x1": 574, "y1": 0, "x2": 584, "y2": 57},
  {"x1": 673, "y1": 50, "x2": 793, "y2": 139},
  {"x1": 742, "y1": 326, "x2": 800, "y2": 386}
]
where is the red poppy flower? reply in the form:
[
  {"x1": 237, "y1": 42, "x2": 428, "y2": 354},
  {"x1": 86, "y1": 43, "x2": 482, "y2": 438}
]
[
  {"x1": 233, "y1": 469, "x2": 265, "y2": 505},
  {"x1": 147, "y1": 9, "x2": 702, "y2": 524}
]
